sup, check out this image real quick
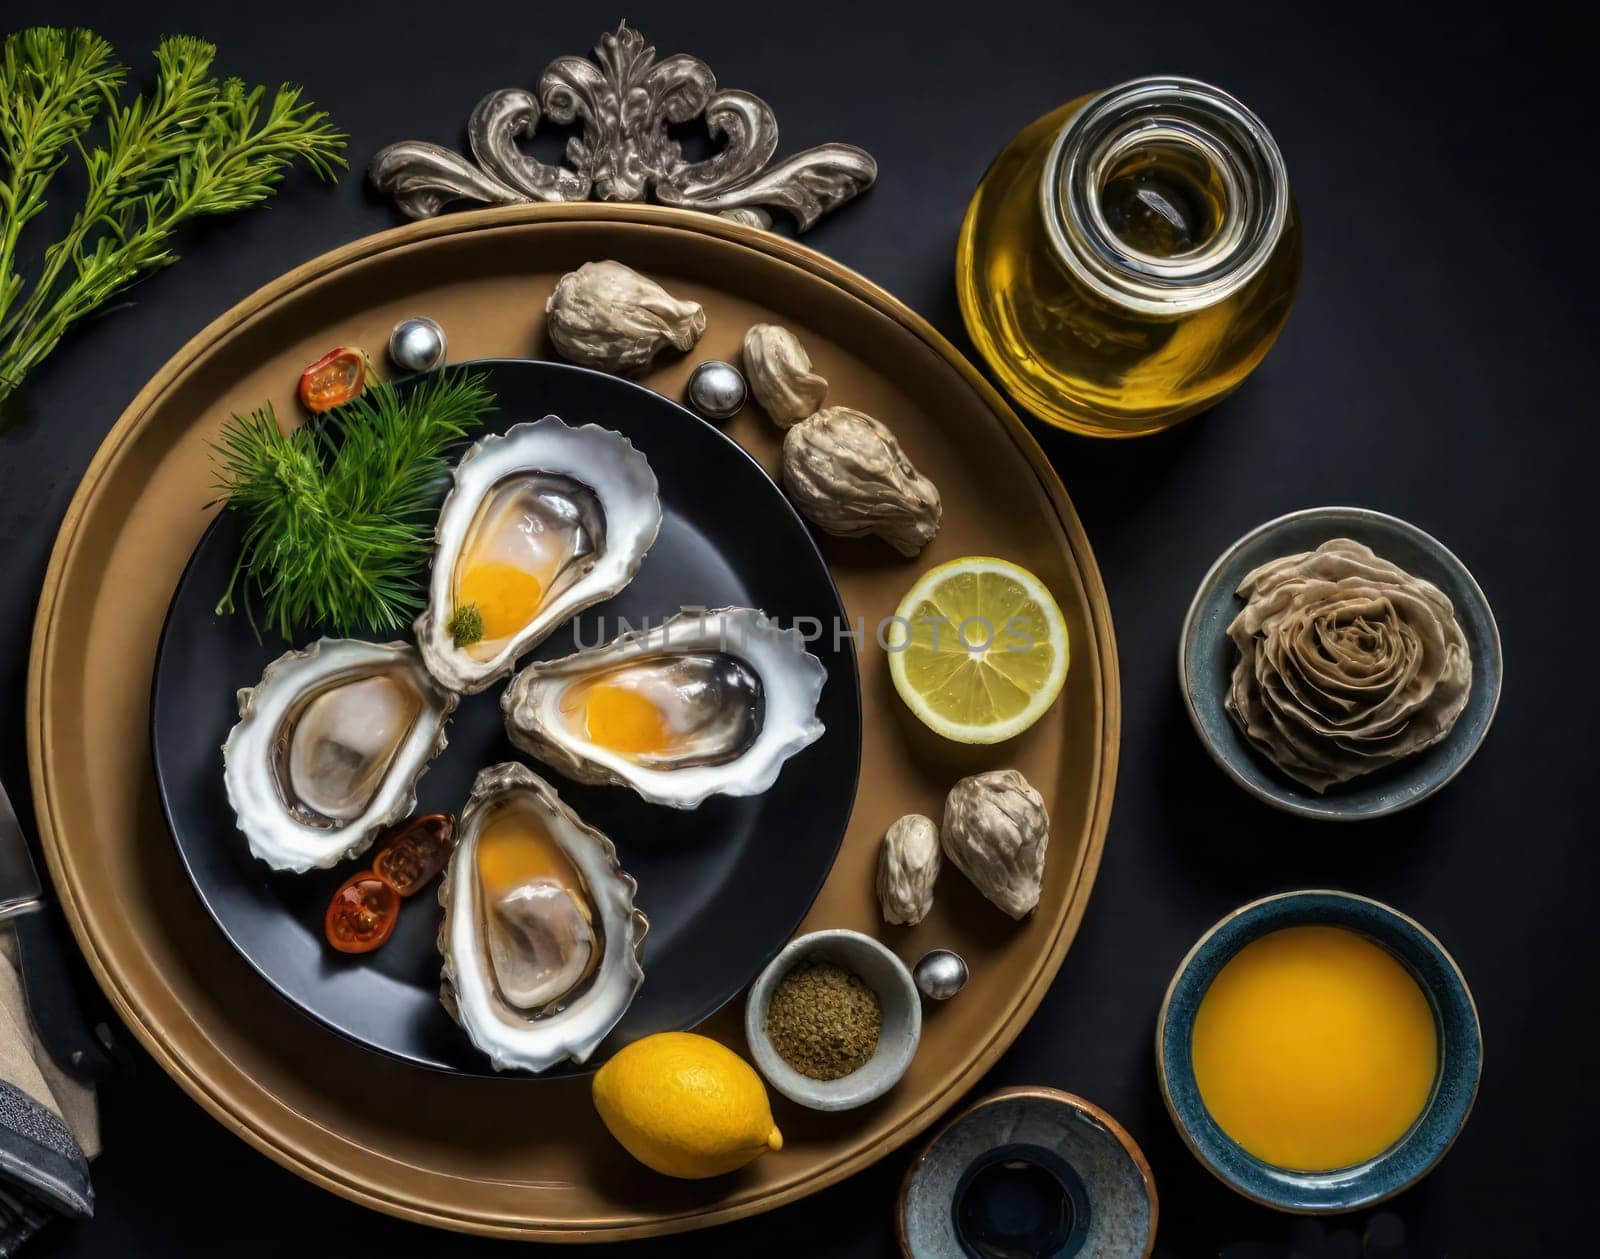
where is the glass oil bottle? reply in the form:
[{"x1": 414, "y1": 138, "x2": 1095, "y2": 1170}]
[{"x1": 956, "y1": 77, "x2": 1301, "y2": 437}]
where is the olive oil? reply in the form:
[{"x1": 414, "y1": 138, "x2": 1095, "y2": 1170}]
[{"x1": 957, "y1": 79, "x2": 1301, "y2": 437}]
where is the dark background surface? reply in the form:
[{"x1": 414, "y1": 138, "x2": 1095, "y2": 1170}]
[{"x1": 1, "y1": 1, "x2": 1594, "y2": 1255}]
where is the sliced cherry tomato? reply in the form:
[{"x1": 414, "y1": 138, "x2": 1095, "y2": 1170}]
[
  {"x1": 372, "y1": 812, "x2": 455, "y2": 898},
  {"x1": 324, "y1": 872, "x2": 400, "y2": 954},
  {"x1": 298, "y1": 346, "x2": 372, "y2": 413}
]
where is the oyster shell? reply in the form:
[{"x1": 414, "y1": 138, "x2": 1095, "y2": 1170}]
[
  {"x1": 545, "y1": 261, "x2": 706, "y2": 375},
  {"x1": 502, "y1": 607, "x2": 826, "y2": 809},
  {"x1": 223, "y1": 640, "x2": 456, "y2": 873},
  {"x1": 942, "y1": 769, "x2": 1049, "y2": 919},
  {"x1": 439, "y1": 763, "x2": 648, "y2": 1072},
  {"x1": 782, "y1": 407, "x2": 942, "y2": 556},
  {"x1": 742, "y1": 324, "x2": 828, "y2": 426},
  {"x1": 416, "y1": 417, "x2": 661, "y2": 694}
]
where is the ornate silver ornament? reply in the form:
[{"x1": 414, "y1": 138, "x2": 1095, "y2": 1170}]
[
  {"x1": 685, "y1": 360, "x2": 747, "y2": 420},
  {"x1": 369, "y1": 23, "x2": 877, "y2": 233},
  {"x1": 388, "y1": 317, "x2": 447, "y2": 373}
]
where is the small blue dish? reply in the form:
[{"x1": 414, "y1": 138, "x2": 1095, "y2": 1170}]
[
  {"x1": 897, "y1": 1087, "x2": 1157, "y2": 1257},
  {"x1": 1157, "y1": 890, "x2": 1482, "y2": 1214},
  {"x1": 1179, "y1": 506, "x2": 1502, "y2": 820}
]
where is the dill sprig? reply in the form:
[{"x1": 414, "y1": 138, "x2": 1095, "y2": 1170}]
[
  {"x1": 0, "y1": 29, "x2": 346, "y2": 419},
  {"x1": 211, "y1": 369, "x2": 497, "y2": 640}
]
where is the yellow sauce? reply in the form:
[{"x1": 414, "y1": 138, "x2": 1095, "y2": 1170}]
[
  {"x1": 454, "y1": 559, "x2": 546, "y2": 642},
  {"x1": 475, "y1": 802, "x2": 582, "y2": 901},
  {"x1": 563, "y1": 682, "x2": 672, "y2": 757},
  {"x1": 1191, "y1": 925, "x2": 1437, "y2": 1171}
]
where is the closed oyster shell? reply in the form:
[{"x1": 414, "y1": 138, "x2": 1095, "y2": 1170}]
[
  {"x1": 877, "y1": 814, "x2": 941, "y2": 925},
  {"x1": 545, "y1": 261, "x2": 706, "y2": 375},
  {"x1": 742, "y1": 324, "x2": 828, "y2": 426},
  {"x1": 942, "y1": 770, "x2": 1048, "y2": 919},
  {"x1": 781, "y1": 407, "x2": 942, "y2": 556}
]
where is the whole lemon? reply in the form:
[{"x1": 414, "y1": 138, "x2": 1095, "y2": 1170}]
[{"x1": 593, "y1": 1032, "x2": 782, "y2": 1178}]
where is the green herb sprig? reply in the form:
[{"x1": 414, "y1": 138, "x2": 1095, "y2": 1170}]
[
  {"x1": 211, "y1": 370, "x2": 497, "y2": 640},
  {"x1": 446, "y1": 603, "x2": 484, "y2": 649},
  {"x1": 0, "y1": 28, "x2": 346, "y2": 420}
]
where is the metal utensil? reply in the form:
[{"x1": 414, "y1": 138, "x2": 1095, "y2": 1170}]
[{"x1": 0, "y1": 776, "x2": 113, "y2": 1082}]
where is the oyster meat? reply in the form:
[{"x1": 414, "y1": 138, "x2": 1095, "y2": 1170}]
[
  {"x1": 439, "y1": 763, "x2": 648, "y2": 1072},
  {"x1": 416, "y1": 417, "x2": 661, "y2": 694},
  {"x1": 223, "y1": 640, "x2": 456, "y2": 873},
  {"x1": 503, "y1": 607, "x2": 827, "y2": 809}
]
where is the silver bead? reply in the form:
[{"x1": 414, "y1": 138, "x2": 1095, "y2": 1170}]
[
  {"x1": 686, "y1": 360, "x2": 747, "y2": 421},
  {"x1": 388, "y1": 317, "x2": 448, "y2": 373},
  {"x1": 913, "y1": 949, "x2": 968, "y2": 1001}
]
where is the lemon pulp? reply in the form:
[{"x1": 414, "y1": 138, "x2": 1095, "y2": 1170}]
[{"x1": 888, "y1": 556, "x2": 1068, "y2": 743}]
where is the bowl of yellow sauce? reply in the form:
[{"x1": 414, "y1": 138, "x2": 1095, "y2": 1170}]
[{"x1": 1157, "y1": 890, "x2": 1481, "y2": 1212}]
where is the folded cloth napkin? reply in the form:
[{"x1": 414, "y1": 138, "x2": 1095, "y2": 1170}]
[{"x1": 0, "y1": 927, "x2": 97, "y2": 1255}]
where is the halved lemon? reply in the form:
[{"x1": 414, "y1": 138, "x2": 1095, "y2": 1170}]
[{"x1": 886, "y1": 556, "x2": 1068, "y2": 744}]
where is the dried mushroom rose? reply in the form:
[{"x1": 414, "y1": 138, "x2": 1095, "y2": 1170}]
[
  {"x1": 1224, "y1": 537, "x2": 1472, "y2": 792},
  {"x1": 781, "y1": 407, "x2": 942, "y2": 556},
  {"x1": 544, "y1": 260, "x2": 706, "y2": 375},
  {"x1": 743, "y1": 323, "x2": 828, "y2": 426}
]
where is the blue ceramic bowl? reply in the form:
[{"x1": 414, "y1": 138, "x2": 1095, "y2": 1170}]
[
  {"x1": 1179, "y1": 506, "x2": 1502, "y2": 820},
  {"x1": 897, "y1": 1088, "x2": 1157, "y2": 1257},
  {"x1": 1157, "y1": 890, "x2": 1482, "y2": 1213}
]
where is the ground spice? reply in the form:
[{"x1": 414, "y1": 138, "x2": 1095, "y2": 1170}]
[{"x1": 765, "y1": 960, "x2": 882, "y2": 1081}]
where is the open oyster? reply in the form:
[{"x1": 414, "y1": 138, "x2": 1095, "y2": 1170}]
[
  {"x1": 223, "y1": 640, "x2": 456, "y2": 873},
  {"x1": 416, "y1": 417, "x2": 662, "y2": 694},
  {"x1": 439, "y1": 763, "x2": 647, "y2": 1072},
  {"x1": 502, "y1": 607, "x2": 827, "y2": 809}
]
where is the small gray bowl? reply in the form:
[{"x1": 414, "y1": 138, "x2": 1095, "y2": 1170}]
[
  {"x1": 1179, "y1": 506, "x2": 1503, "y2": 821},
  {"x1": 897, "y1": 1088, "x2": 1157, "y2": 1257},
  {"x1": 745, "y1": 929, "x2": 921, "y2": 1111}
]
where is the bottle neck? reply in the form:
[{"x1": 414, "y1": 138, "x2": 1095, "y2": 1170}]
[{"x1": 1041, "y1": 77, "x2": 1290, "y2": 316}]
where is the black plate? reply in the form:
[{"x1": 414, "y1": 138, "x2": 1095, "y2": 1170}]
[{"x1": 151, "y1": 360, "x2": 861, "y2": 1075}]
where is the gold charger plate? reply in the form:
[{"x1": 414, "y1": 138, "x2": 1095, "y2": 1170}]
[{"x1": 27, "y1": 204, "x2": 1118, "y2": 1240}]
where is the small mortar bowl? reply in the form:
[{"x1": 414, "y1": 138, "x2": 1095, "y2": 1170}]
[
  {"x1": 745, "y1": 929, "x2": 921, "y2": 1111},
  {"x1": 1157, "y1": 889, "x2": 1482, "y2": 1213}
]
